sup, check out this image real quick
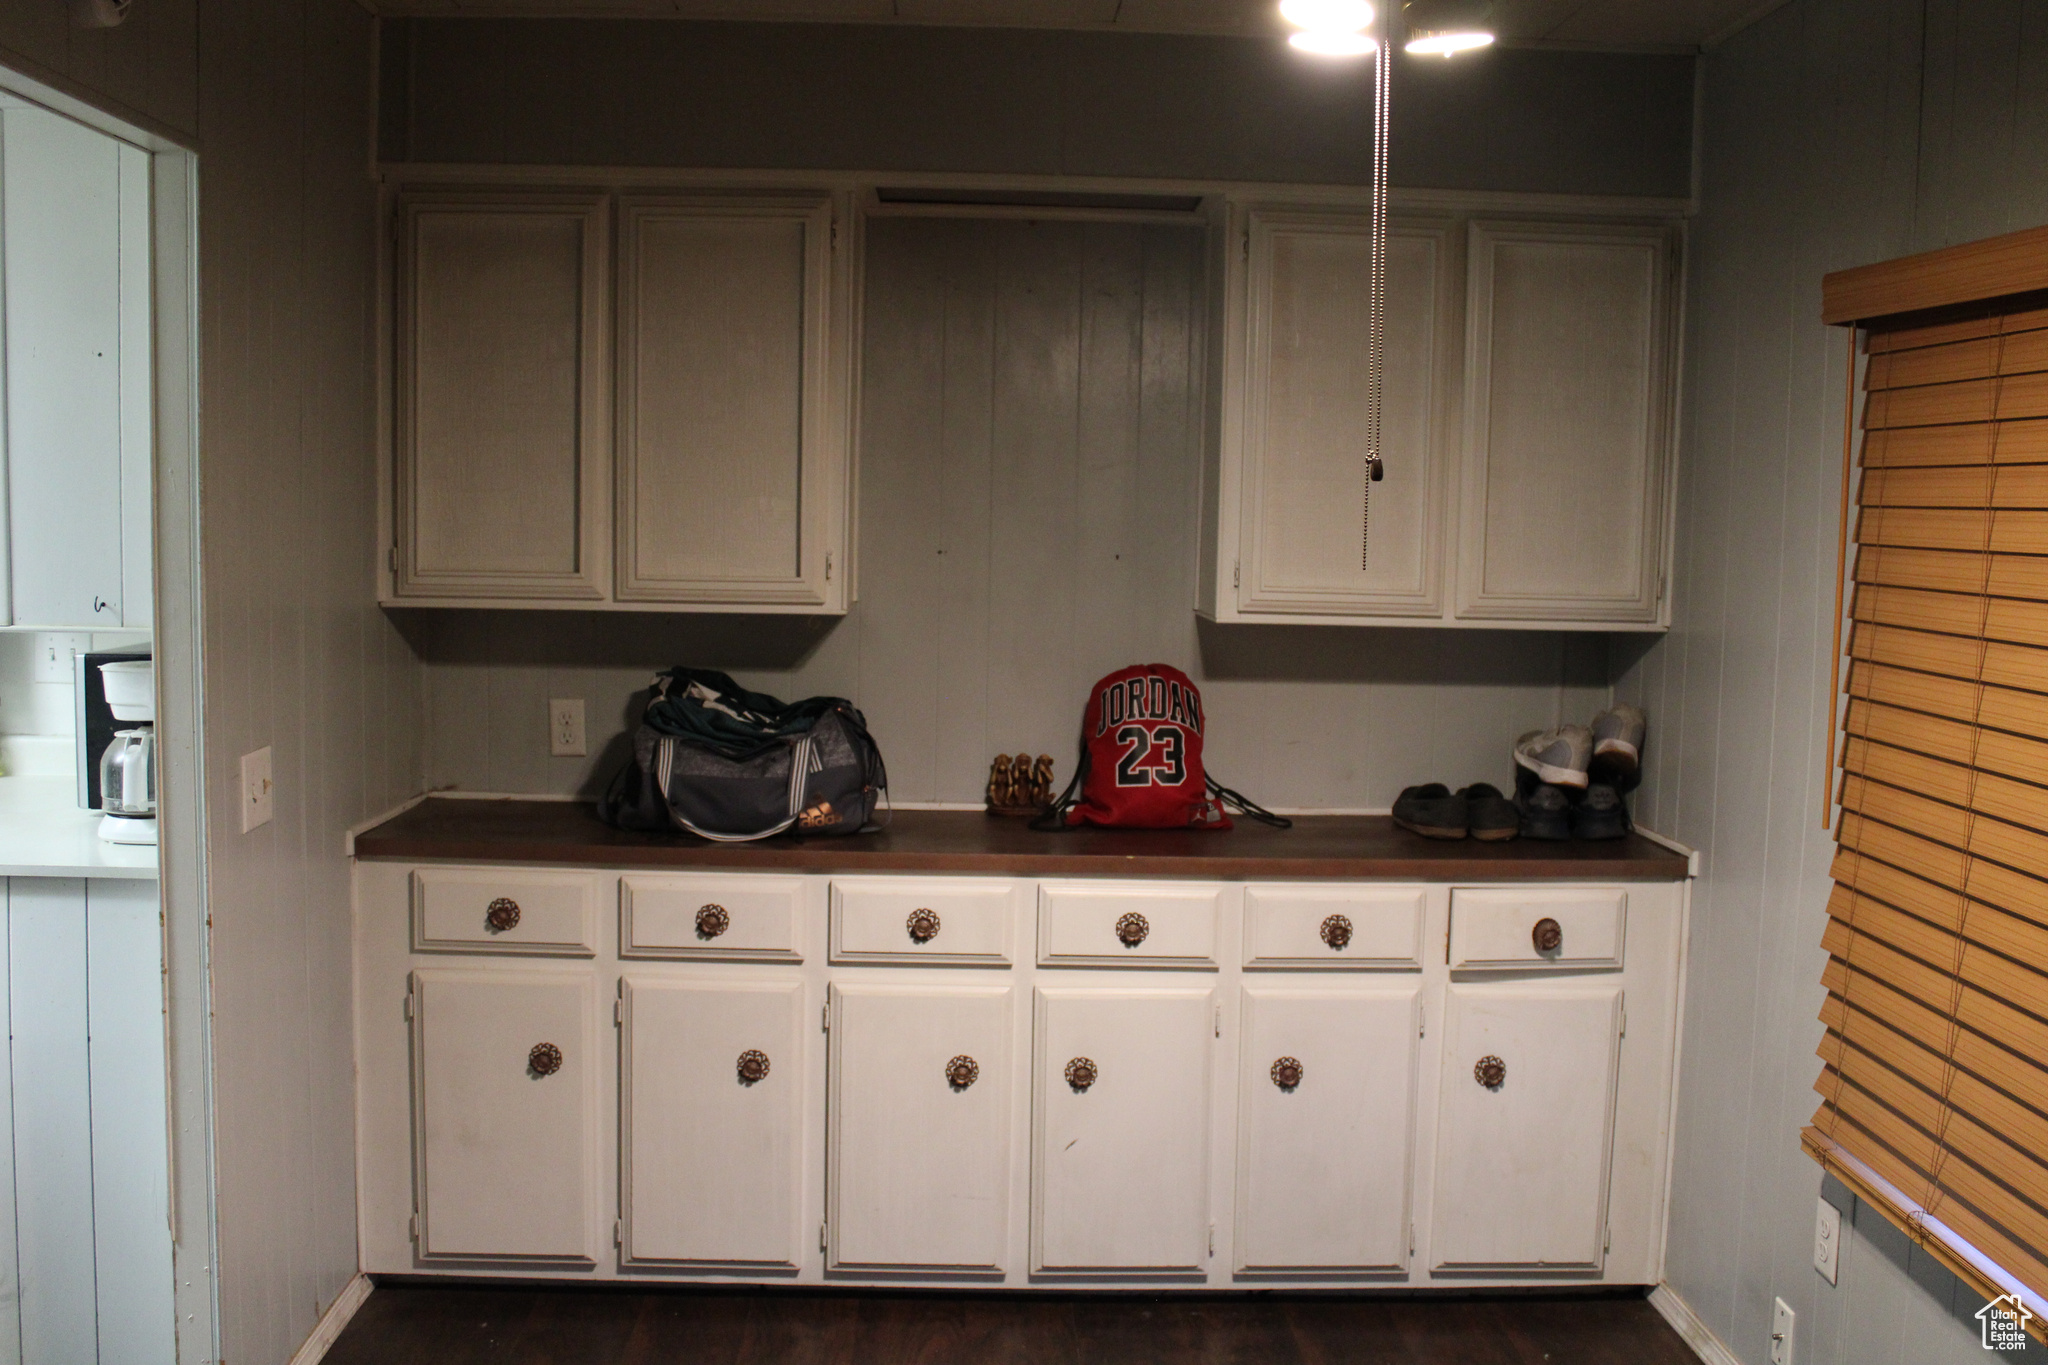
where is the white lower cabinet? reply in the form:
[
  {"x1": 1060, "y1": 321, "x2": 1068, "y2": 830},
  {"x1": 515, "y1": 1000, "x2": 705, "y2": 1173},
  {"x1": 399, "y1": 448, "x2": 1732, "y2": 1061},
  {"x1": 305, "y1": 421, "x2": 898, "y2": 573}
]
[
  {"x1": 620, "y1": 977, "x2": 803, "y2": 1267},
  {"x1": 1031, "y1": 987, "x2": 1213, "y2": 1274},
  {"x1": 827, "y1": 983, "x2": 1012, "y2": 1272},
  {"x1": 410, "y1": 969, "x2": 599, "y2": 1262},
  {"x1": 1234, "y1": 986, "x2": 1419, "y2": 1273},
  {"x1": 1429, "y1": 983, "x2": 1623, "y2": 1271}
]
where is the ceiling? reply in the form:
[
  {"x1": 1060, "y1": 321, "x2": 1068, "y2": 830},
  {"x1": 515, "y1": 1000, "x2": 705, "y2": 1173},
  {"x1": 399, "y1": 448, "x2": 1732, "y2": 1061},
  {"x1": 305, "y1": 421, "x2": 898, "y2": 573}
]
[{"x1": 366, "y1": 0, "x2": 1790, "y2": 54}]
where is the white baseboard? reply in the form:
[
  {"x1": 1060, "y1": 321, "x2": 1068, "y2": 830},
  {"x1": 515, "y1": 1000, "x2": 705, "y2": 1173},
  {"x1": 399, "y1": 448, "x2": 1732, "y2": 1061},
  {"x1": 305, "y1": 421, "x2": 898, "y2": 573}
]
[
  {"x1": 1651, "y1": 1284, "x2": 1745, "y2": 1365},
  {"x1": 287, "y1": 1273, "x2": 373, "y2": 1365}
]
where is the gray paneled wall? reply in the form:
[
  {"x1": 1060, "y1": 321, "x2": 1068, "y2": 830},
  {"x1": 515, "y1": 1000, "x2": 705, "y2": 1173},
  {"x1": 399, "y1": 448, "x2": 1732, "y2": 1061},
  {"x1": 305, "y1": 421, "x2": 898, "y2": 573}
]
[
  {"x1": 1620, "y1": 1, "x2": 2048, "y2": 1362},
  {"x1": 415, "y1": 215, "x2": 1611, "y2": 806},
  {"x1": 380, "y1": 17, "x2": 1695, "y2": 198}
]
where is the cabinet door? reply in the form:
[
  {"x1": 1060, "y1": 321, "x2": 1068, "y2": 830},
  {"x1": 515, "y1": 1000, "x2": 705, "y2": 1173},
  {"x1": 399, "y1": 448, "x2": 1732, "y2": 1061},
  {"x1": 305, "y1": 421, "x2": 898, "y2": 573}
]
[
  {"x1": 393, "y1": 192, "x2": 608, "y2": 601},
  {"x1": 621, "y1": 978, "x2": 802, "y2": 1267},
  {"x1": 616, "y1": 195, "x2": 839, "y2": 608},
  {"x1": 410, "y1": 970, "x2": 598, "y2": 1262},
  {"x1": 1235, "y1": 987, "x2": 1418, "y2": 1273},
  {"x1": 1032, "y1": 987, "x2": 1212, "y2": 1274},
  {"x1": 1457, "y1": 221, "x2": 1676, "y2": 623},
  {"x1": 1430, "y1": 983, "x2": 1622, "y2": 1271},
  {"x1": 1234, "y1": 211, "x2": 1449, "y2": 618},
  {"x1": 828, "y1": 984, "x2": 1012, "y2": 1272}
]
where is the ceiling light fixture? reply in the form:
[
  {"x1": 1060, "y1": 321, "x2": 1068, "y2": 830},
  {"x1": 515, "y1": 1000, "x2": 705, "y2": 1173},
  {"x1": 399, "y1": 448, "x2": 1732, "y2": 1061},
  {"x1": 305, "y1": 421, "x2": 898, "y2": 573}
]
[
  {"x1": 1401, "y1": 0, "x2": 1496, "y2": 56},
  {"x1": 1280, "y1": 0, "x2": 1379, "y2": 56}
]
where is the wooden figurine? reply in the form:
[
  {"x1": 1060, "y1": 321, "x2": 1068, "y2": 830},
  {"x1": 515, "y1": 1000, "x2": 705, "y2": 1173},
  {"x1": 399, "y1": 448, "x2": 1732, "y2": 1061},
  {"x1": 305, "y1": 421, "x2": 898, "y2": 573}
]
[
  {"x1": 1031, "y1": 754, "x2": 1054, "y2": 806},
  {"x1": 985, "y1": 751, "x2": 1054, "y2": 816},
  {"x1": 986, "y1": 754, "x2": 1012, "y2": 810}
]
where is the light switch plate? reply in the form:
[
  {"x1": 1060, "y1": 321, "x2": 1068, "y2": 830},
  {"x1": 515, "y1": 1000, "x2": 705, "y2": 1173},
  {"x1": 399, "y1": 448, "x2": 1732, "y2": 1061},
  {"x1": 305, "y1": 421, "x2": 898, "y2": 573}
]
[
  {"x1": 240, "y1": 746, "x2": 273, "y2": 832},
  {"x1": 33, "y1": 633, "x2": 90, "y2": 684},
  {"x1": 1771, "y1": 1296, "x2": 1795, "y2": 1365},
  {"x1": 549, "y1": 698, "x2": 586, "y2": 757},
  {"x1": 1814, "y1": 1197, "x2": 1841, "y2": 1284}
]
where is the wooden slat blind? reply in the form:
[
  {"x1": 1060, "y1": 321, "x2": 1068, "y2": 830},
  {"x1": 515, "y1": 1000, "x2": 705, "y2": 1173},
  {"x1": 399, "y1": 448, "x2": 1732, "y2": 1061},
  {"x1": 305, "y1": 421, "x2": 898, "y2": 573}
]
[{"x1": 1809, "y1": 294, "x2": 2048, "y2": 1321}]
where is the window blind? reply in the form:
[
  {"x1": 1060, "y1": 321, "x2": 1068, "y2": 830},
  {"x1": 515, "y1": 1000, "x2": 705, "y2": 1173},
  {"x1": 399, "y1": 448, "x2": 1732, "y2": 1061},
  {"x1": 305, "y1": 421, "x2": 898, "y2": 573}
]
[{"x1": 1808, "y1": 291, "x2": 2048, "y2": 1319}]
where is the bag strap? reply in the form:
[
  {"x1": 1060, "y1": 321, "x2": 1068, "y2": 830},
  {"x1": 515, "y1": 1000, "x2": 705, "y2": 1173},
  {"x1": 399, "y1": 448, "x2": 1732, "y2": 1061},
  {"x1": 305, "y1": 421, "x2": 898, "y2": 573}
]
[
  {"x1": 1029, "y1": 742, "x2": 1089, "y2": 832},
  {"x1": 1206, "y1": 775, "x2": 1293, "y2": 829}
]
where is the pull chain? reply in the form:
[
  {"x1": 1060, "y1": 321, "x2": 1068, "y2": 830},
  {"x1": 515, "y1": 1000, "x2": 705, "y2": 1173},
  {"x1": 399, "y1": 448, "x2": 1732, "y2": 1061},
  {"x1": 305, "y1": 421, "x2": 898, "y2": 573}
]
[{"x1": 1362, "y1": 21, "x2": 1390, "y2": 570}]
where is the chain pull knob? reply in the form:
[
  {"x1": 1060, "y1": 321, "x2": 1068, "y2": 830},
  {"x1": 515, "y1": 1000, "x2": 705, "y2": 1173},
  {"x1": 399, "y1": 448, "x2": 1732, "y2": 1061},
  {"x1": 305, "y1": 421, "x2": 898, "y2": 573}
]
[
  {"x1": 1270, "y1": 1056, "x2": 1304, "y2": 1089},
  {"x1": 696, "y1": 904, "x2": 730, "y2": 938},
  {"x1": 1320, "y1": 914, "x2": 1353, "y2": 950},
  {"x1": 1474, "y1": 1055, "x2": 1506, "y2": 1089},
  {"x1": 1065, "y1": 1057, "x2": 1098, "y2": 1091},
  {"x1": 946, "y1": 1055, "x2": 979, "y2": 1089},
  {"x1": 906, "y1": 908, "x2": 942, "y2": 943},
  {"x1": 1532, "y1": 917, "x2": 1563, "y2": 954},
  {"x1": 1115, "y1": 912, "x2": 1149, "y2": 947},
  {"x1": 737, "y1": 1049, "x2": 771, "y2": 1084},
  {"x1": 486, "y1": 897, "x2": 521, "y2": 933},
  {"x1": 528, "y1": 1042, "x2": 563, "y2": 1076}
]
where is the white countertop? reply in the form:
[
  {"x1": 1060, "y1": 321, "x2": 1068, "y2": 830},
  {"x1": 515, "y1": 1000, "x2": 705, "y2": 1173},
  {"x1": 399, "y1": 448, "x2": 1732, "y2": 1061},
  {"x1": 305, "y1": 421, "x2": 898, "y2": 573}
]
[{"x1": 0, "y1": 776, "x2": 158, "y2": 880}]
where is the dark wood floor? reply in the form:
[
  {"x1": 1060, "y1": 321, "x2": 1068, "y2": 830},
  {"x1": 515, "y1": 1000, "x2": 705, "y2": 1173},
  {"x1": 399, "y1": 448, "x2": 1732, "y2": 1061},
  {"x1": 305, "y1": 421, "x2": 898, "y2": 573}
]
[{"x1": 325, "y1": 1283, "x2": 1702, "y2": 1365}]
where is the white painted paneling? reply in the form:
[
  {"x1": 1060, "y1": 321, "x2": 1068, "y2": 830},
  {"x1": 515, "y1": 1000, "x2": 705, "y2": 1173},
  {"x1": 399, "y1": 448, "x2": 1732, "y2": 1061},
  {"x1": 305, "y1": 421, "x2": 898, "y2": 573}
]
[
  {"x1": 0, "y1": 883, "x2": 20, "y2": 1365},
  {"x1": 117, "y1": 141, "x2": 154, "y2": 635},
  {"x1": 1621, "y1": 3, "x2": 2047, "y2": 1363},
  {"x1": 415, "y1": 217, "x2": 1615, "y2": 811}
]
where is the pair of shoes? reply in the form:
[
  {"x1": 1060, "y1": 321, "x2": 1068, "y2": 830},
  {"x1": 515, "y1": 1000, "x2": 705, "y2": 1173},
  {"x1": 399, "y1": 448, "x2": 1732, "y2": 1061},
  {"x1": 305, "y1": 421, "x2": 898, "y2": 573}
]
[
  {"x1": 1393, "y1": 783, "x2": 1519, "y2": 841},
  {"x1": 1513, "y1": 705, "x2": 1646, "y2": 841}
]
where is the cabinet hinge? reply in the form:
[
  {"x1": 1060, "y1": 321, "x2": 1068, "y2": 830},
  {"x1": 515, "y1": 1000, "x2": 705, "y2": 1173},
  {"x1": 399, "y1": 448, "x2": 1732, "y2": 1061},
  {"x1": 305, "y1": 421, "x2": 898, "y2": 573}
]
[
  {"x1": 1658, "y1": 570, "x2": 1668, "y2": 605},
  {"x1": 820, "y1": 1221, "x2": 830, "y2": 1252},
  {"x1": 822, "y1": 1002, "x2": 831, "y2": 1033},
  {"x1": 408, "y1": 1213, "x2": 419, "y2": 1243},
  {"x1": 1208, "y1": 1223, "x2": 1216, "y2": 1257},
  {"x1": 614, "y1": 1218, "x2": 624, "y2": 1247},
  {"x1": 1604, "y1": 1225, "x2": 1613, "y2": 1255},
  {"x1": 387, "y1": 545, "x2": 397, "y2": 573},
  {"x1": 614, "y1": 997, "x2": 624, "y2": 1027},
  {"x1": 1620, "y1": 1002, "x2": 1627, "y2": 1038},
  {"x1": 1418, "y1": 1003, "x2": 1426, "y2": 1039},
  {"x1": 1410, "y1": 1224, "x2": 1417, "y2": 1258},
  {"x1": 1242, "y1": 231, "x2": 1250, "y2": 262},
  {"x1": 1214, "y1": 1005, "x2": 1222, "y2": 1038},
  {"x1": 1232, "y1": 560, "x2": 1240, "y2": 589},
  {"x1": 403, "y1": 987, "x2": 414, "y2": 1022},
  {"x1": 825, "y1": 551, "x2": 834, "y2": 582}
]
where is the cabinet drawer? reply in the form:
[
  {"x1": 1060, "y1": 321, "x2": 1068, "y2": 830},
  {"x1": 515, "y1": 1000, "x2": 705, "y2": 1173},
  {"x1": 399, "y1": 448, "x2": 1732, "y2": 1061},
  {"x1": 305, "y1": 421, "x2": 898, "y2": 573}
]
[
  {"x1": 1449, "y1": 888, "x2": 1625, "y2": 970},
  {"x1": 621, "y1": 874, "x2": 805, "y2": 962},
  {"x1": 830, "y1": 879, "x2": 1016, "y2": 965},
  {"x1": 411, "y1": 868, "x2": 599, "y2": 956},
  {"x1": 1037, "y1": 883, "x2": 1221, "y2": 968},
  {"x1": 1243, "y1": 885, "x2": 1424, "y2": 969}
]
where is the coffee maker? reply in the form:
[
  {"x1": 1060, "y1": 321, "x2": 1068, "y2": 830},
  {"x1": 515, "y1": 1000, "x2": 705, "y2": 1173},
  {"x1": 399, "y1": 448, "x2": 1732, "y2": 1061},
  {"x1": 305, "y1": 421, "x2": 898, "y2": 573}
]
[{"x1": 94, "y1": 659, "x2": 155, "y2": 845}]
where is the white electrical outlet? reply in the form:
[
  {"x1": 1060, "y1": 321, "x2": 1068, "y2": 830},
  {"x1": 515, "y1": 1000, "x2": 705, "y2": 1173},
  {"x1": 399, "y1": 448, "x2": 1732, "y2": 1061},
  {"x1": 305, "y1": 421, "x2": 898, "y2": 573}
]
[
  {"x1": 549, "y1": 698, "x2": 587, "y2": 757},
  {"x1": 32, "y1": 633, "x2": 89, "y2": 684},
  {"x1": 240, "y1": 747, "x2": 273, "y2": 832},
  {"x1": 1814, "y1": 1197, "x2": 1841, "y2": 1284},
  {"x1": 1771, "y1": 1296, "x2": 1795, "y2": 1365}
]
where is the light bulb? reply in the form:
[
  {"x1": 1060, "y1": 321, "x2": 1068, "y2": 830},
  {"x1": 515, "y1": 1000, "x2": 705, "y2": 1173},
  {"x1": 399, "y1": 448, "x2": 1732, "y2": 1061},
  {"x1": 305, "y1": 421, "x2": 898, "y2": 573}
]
[
  {"x1": 1287, "y1": 29, "x2": 1380, "y2": 55},
  {"x1": 1280, "y1": 0, "x2": 1375, "y2": 31},
  {"x1": 1405, "y1": 30, "x2": 1494, "y2": 55}
]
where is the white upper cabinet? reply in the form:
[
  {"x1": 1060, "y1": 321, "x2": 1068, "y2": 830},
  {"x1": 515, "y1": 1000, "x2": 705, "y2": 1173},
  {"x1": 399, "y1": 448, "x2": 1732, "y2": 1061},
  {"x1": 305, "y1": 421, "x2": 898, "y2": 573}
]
[
  {"x1": 393, "y1": 191, "x2": 609, "y2": 601},
  {"x1": 1231, "y1": 211, "x2": 1451, "y2": 618},
  {"x1": 1456, "y1": 222, "x2": 1677, "y2": 624},
  {"x1": 2, "y1": 108, "x2": 153, "y2": 631},
  {"x1": 617, "y1": 195, "x2": 839, "y2": 607},
  {"x1": 1203, "y1": 200, "x2": 1680, "y2": 630},
  {"x1": 384, "y1": 182, "x2": 852, "y2": 613}
]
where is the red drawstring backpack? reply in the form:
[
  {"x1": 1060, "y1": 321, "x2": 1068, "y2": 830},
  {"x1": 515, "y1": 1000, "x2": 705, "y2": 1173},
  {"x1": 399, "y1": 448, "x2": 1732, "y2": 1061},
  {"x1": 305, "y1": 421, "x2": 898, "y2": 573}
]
[{"x1": 1039, "y1": 664, "x2": 1290, "y2": 831}]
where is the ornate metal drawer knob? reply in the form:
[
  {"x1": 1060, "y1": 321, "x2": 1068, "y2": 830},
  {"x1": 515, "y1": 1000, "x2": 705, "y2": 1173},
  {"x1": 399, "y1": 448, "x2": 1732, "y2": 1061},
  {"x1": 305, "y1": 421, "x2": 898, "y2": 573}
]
[
  {"x1": 528, "y1": 1042, "x2": 563, "y2": 1077},
  {"x1": 1065, "y1": 1057, "x2": 1098, "y2": 1091},
  {"x1": 906, "y1": 908, "x2": 942, "y2": 943},
  {"x1": 1474, "y1": 1055, "x2": 1506, "y2": 1089},
  {"x1": 946, "y1": 1055, "x2": 979, "y2": 1089},
  {"x1": 1271, "y1": 1056, "x2": 1304, "y2": 1090},
  {"x1": 696, "y1": 904, "x2": 730, "y2": 939},
  {"x1": 1532, "y1": 917, "x2": 1563, "y2": 954},
  {"x1": 1320, "y1": 914, "x2": 1353, "y2": 950},
  {"x1": 1115, "y1": 912, "x2": 1150, "y2": 947},
  {"x1": 737, "y1": 1049, "x2": 771, "y2": 1084},
  {"x1": 486, "y1": 897, "x2": 521, "y2": 933}
]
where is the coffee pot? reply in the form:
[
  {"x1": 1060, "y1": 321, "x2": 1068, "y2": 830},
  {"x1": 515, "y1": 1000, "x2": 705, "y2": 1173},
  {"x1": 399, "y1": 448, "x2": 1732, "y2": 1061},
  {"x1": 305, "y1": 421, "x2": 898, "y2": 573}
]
[{"x1": 96, "y1": 660, "x2": 157, "y2": 845}]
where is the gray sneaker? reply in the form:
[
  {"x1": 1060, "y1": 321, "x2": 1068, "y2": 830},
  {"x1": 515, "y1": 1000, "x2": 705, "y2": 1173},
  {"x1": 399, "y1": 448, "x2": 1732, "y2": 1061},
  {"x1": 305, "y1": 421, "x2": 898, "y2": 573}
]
[
  {"x1": 1513, "y1": 725, "x2": 1592, "y2": 789},
  {"x1": 1590, "y1": 705, "x2": 1646, "y2": 789}
]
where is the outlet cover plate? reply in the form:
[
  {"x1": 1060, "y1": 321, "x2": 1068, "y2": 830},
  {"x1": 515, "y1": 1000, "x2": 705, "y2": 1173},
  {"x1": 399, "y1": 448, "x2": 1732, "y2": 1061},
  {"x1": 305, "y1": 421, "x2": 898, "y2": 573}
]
[
  {"x1": 1771, "y1": 1296, "x2": 1795, "y2": 1365},
  {"x1": 240, "y1": 746, "x2": 273, "y2": 832},
  {"x1": 549, "y1": 698, "x2": 586, "y2": 757},
  {"x1": 1815, "y1": 1197, "x2": 1841, "y2": 1284}
]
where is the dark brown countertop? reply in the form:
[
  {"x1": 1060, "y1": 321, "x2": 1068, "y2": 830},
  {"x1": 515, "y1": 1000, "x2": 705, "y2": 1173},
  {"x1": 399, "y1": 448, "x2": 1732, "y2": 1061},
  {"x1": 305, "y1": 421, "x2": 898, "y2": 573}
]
[{"x1": 354, "y1": 799, "x2": 1691, "y2": 881}]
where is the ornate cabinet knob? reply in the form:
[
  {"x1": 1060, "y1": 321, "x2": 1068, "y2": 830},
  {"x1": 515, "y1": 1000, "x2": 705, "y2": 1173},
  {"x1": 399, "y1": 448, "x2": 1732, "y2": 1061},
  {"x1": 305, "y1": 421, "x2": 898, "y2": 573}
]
[
  {"x1": 906, "y1": 908, "x2": 942, "y2": 943},
  {"x1": 1474, "y1": 1054, "x2": 1506, "y2": 1089},
  {"x1": 737, "y1": 1049, "x2": 771, "y2": 1084},
  {"x1": 946, "y1": 1055, "x2": 979, "y2": 1089},
  {"x1": 1115, "y1": 912, "x2": 1150, "y2": 947},
  {"x1": 696, "y1": 904, "x2": 730, "y2": 938},
  {"x1": 1270, "y1": 1056, "x2": 1304, "y2": 1089},
  {"x1": 528, "y1": 1042, "x2": 563, "y2": 1076},
  {"x1": 1532, "y1": 917, "x2": 1563, "y2": 953},
  {"x1": 1320, "y1": 914, "x2": 1353, "y2": 950},
  {"x1": 485, "y1": 897, "x2": 521, "y2": 933},
  {"x1": 1065, "y1": 1057, "x2": 1099, "y2": 1091}
]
